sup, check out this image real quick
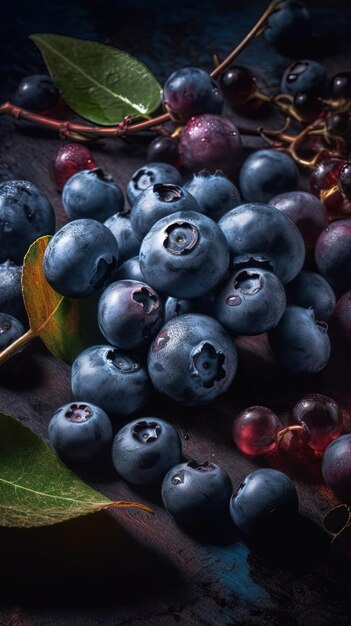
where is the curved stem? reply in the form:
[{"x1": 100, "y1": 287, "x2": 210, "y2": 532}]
[
  {"x1": 276, "y1": 424, "x2": 303, "y2": 447},
  {"x1": 0, "y1": 102, "x2": 170, "y2": 138},
  {"x1": 210, "y1": 0, "x2": 281, "y2": 78},
  {"x1": 0, "y1": 328, "x2": 35, "y2": 365}
]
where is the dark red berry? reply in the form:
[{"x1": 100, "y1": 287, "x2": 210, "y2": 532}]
[
  {"x1": 293, "y1": 92, "x2": 323, "y2": 122},
  {"x1": 310, "y1": 157, "x2": 346, "y2": 213},
  {"x1": 146, "y1": 136, "x2": 180, "y2": 166},
  {"x1": 332, "y1": 72, "x2": 351, "y2": 99},
  {"x1": 338, "y1": 162, "x2": 351, "y2": 201},
  {"x1": 219, "y1": 65, "x2": 257, "y2": 107},
  {"x1": 51, "y1": 143, "x2": 96, "y2": 191}
]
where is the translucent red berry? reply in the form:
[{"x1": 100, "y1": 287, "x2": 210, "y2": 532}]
[
  {"x1": 220, "y1": 65, "x2": 257, "y2": 106},
  {"x1": 310, "y1": 157, "x2": 346, "y2": 214},
  {"x1": 232, "y1": 406, "x2": 282, "y2": 456},
  {"x1": 52, "y1": 143, "x2": 96, "y2": 191},
  {"x1": 292, "y1": 394, "x2": 343, "y2": 454},
  {"x1": 338, "y1": 162, "x2": 351, "y2": 201},
  {"x1": 146, "y1": 136, "x2": 180, "y2": 167}
]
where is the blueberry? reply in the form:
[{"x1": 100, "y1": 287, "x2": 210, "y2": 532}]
[
  {"x1": 214, "y1": 268, "x2": 286, "y2": 335},
  {"x1": 139, "y1": 211, "x2": 229, "y2": 298},
  {"x1": 12, "y1": 74, "x2": 59, "y2": 112},
  {"x1": 43, "y1": 219, "x2": 118, "y2": 298},
  {"x1": 162, "y1": 66, "x2": 223, "y2": 123},
  {"x1": 112, "y1": 417, "x2": 182, "y2": 485},
  {"x1": 104, "y1": 213, "x2": 140, "y2": 263},
  {"x1": 62, "y1": 168, "x2": 124, "y2": 222},
  {"x1": 48, "y1": 401, "x2": 113, "y2": 461},
  {"x1": 229, "y1": 468, "x2": 298, "y2": 534},
  {"x1": 98, "y1": 280, "x2": 163, "y2": 349},
  {"x1": 71, "y1": 345, "x2": 151, "y2": 417},
  {"x1": 239, "y1": 150, "x2": 299, "y2": 203},
  {"x1": 113, "y1": 256, "x2": 145, "y2": 282},
  {"x1": 126, "y1": 162, "x2": 181, "y2": 206},
  {"x1": 184, "y1": 170, "x2": 241, "y2": 221},
  {"x1": 285, "y1": 271, "x2": 336, "y2": 322},
  {"x1": 0, "y1": 180, "x2": 55, "y2": 264},
  {"x1": 0, "y1": 261, "x2": 27, "y2": 325},
  {"x1": 164, "y1": 296, "x2": 198, "y2": 322},
  {"x1": 148, "y1": 313, "x2": 238, "y2": 405},
  {"x1": 130, "y1": 183, "x2": 202, "y2": 240},
  {"x1": 322, "y1": 435, "x2": 351, "y2": 502},
  {"x1": 162, "y1": 460, "x2": 232, "y2": 525},
  {"x1": 315, "y1": 219, "x2": 351, "y2": 293},
  {"x1": 218, "y1": 203, "x2": 305, "y2": 285},
  {"x1": 334, "y1": 290, "x2": 351, "y2": 345},
  {"x1": 281, "y1": 60, "x2": 327, "y2": 97},
  {"x1": 268, "y1": 305, "x2": 331, "y2": 374},
  {"x1": 0, "y1": 312, "x2": 25, "y2": 351},
  {"x1": 264, "y1": 1, "x2": 310, "y2": 48},
  {"x1": 269, "y1": 191, "x2": 328, "y2": 255}
]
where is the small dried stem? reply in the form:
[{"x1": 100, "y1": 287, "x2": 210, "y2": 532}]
[{"x1": 0, "y1": 329, "x2": 35, "y2": 365}]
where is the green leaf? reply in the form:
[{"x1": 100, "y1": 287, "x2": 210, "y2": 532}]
[
  {"x1": 0, "y1": 413, "x2": 151, "y2": 527},
  {"x1": 29, "y1": 34, "x2": 162, "y2": 125},
  {"x1": 22, "y1": 235, "x2": 103, "y2": 365}
]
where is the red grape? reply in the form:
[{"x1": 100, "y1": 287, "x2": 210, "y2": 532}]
[
  {"x1": 292, "y1": 394, "x2": 343, "y2": 453},
  {"x1": 52, "y1": 143, "x2": 96, "y2": 191},
  {"x1": 232, "y1": 406, "x2": 282, "y2": 456}
]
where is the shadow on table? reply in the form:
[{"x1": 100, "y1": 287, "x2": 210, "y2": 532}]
[{"x1": 0, "y1": 510, "x2": 183, "y2": 608}]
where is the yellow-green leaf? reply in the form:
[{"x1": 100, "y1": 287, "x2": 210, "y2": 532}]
[
  {"x1": 0, "y1": 413, "x2": 151, "y2": 528},
  {"x1": 22, "y1": 235, "x2": 103, "y2": 365},
  {"x1": 30, "y1": 34, "x2": 162, "y2": 126}
]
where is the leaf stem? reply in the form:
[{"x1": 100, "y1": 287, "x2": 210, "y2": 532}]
[{"x1": 0, "y1": 328, "x2": 35, "y2": 365}]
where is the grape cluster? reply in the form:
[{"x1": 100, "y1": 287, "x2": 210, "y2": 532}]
[{"x1": 2, "y1": 0, "x2": 351, "y2": 535}]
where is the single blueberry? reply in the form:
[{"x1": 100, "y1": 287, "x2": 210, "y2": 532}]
[
  {"x1": 285, "y1": 271, "x2": 336, "y2": 322},
  {"x1": 0, "y1": 312, "x2": 25, "y2": 352},
  {"x1": 230, "y1": 468, "x2": 298, "y2": 534},
  {"x1": 268, "y1": 305, "x2": 331, "y2": 374},
  {"x1": 112, "y1": 417, "x2": 182, "y2": 485},
  {"x1": 162, "y1": 460, "x2": 232, "y2": 524},
  {"x1": 71, "y1": 345, "x2": 151, "y2": 417},
  {"x1": 43, "y1": 219, "x2": 119, "y2": 298},
  {"x1": 218, "y1": 203, "x2": 305, "y2": 285},
  {"x1": 281, "y1": 60, "x2": 327, "y2": 97},
  {"x1": 104, "y1": 213, "x2": 140, "y2": 263},
  {"x1": 0, "y1": 180, "x2": 55, "y2": 264},
  {"x1": 113, "y1": 256, "x2": 145, "y2": 282},
  {"x1": 98, "y1": 280, "x2": 163, "y2": 349},
  {"x1": 0, "y1": 261, "x2": 27, "y2": 325},
  {"x1": 265, "y1": 1, "x2": 310, "y2": 48},
  {"x1": 184, "y1": 170, "x2": 241, "y2": 221},
  {"x1": 12, "y1": 74, "x2": 59, "y2": 111},
  {"x1": 148, "y1": 313, "x2": 238, "y2": 405},
  {"x1": 130, "y1": 183, "x2": 203, "y2": 240},
  {"x1": 239, "y1": 150, "x2": 299, "y2": 203},
  {"x1": 140, "y1": 210, "x2": 229, "y2": 298},
  {"x1": 62, "y1": 168, "x2": 124, "y2": 222},
  {"x1": 126, "y1": 162, "x2": 181, "y2": 206},
  {"x1": 48, "y1": 401, "x2": 113, "y2": 461},
  {"x1": 214, "y1": 268, "x2": 286, "y2": 335}
]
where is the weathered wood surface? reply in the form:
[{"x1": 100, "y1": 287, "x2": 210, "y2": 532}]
[{"x1": 1, "y1": 1, "x2": 351, "y2": 624}]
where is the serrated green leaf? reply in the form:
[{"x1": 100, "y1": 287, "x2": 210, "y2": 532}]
[
  {"x1": 22, "y1": 235, "x2": 103, "y2": 365},
  {"x1": 0, "y1": 413, "x2": 151, "y2": 527},
  {"x1": 30, "y1": 34, "x2": 162, "y2": 125}
]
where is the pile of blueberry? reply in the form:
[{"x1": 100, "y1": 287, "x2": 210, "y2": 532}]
[{"x1": 2, "y1": 0, "x2": 351, "y2": 534}]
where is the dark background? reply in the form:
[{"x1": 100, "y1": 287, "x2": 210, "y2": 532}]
[{"x1": 1, "y1": 1, "x2": 351, "y2": 625}]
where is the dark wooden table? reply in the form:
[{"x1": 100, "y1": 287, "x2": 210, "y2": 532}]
[{"x1": 2, "y1": 1, "x2": 351, "y2": 624}]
